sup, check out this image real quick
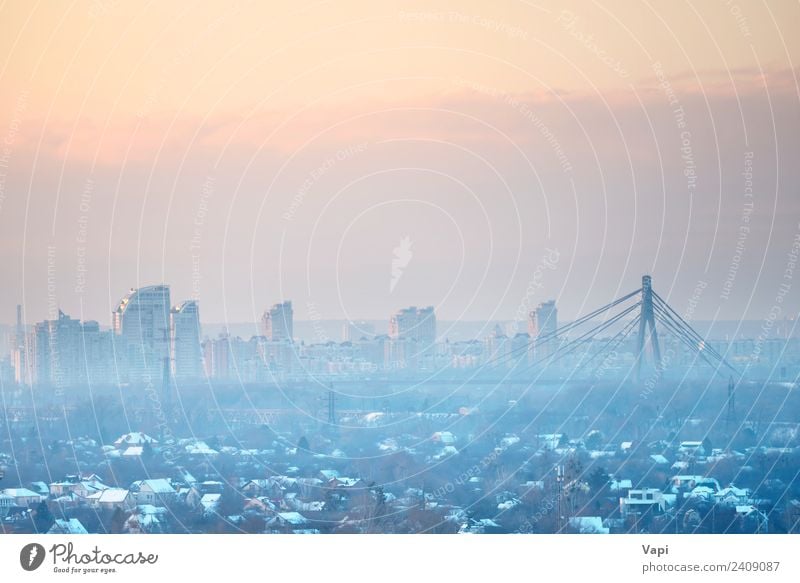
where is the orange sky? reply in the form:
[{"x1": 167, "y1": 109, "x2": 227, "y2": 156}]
[
  {"x1": 2, "y1": 1, "x2": 797, "y2": 133},
  {"x1": 1, "y1": 1, "x2": 799, "y2": 325}
]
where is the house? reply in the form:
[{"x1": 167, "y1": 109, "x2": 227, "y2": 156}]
[
  {"x1": 49, "y1": 480, "x2": 77, "y2": 497},
  {"x1": 48, "y1": 518, "x2": 88, "y2": 534},
  {"x1": 125, "y1": 505, "x2": 167, "y2": 534},
  {"x1": 687, "y1": 486, "x2": 715, "y2": 502},
  {"x1": 2, "y1": 487, "x2": 44, "y2": 507},
  {"x1": 114, "y1": 432, "x2": 158, "y2": 449},
  {"x1": 92, "y1": 488, "x2": 134, "y2": 510},
  {"x1": 668, "y1": 475, "x2": 720, "y2": 494},
  {"x1": 297, "y1": 477, "x2": 323, "y2": 498},
  {"x1": 736, "y1": 505, "x2": 769, "y2": 533},
  {"x1": 29, "y1": 481, "x2": 49, "y2": 497},
  {"x1": 678, "y1": 441, "x2": 705, "y2": 456},
  {"x1": 431, "y1": 431, "x2": 456, "y2": 445},
  {"x1": 620, "y1": 488, "x2": 666, "y2": 518},
  {"x1": 715, "y1": 486, "x2": 750, "y2": 507},
  {"x1": 73, "y1": 478, "x2": 109, "y2": 499},
  {"x1": 241, "y1": 479, "x2": 270, "y2": 497},
  {"x1": 458, "y1": 518, "x2": 503, "y2": 534},
  {"x1": 0, "y1": 493, "x2": 12, "y2": 517},
  {"x1": 569, "y1": 516, "x2": 609, "y2": 534},
  {"x1": 134, "y1": 479, "x2": 176, "y2": 505},
  {"x1": 538, "y1": 434, "x2": 564, "y2": 450},
  {"x1": 183, "y1": 440, "x2": 218, "y2": 457},
  {"x1": 184, "y1": 481, "x2": 223, "y2": 509},
  {"x1": 318, "y1": 469, "x2": 340, "y2": 481},
  {"x1": 266, "y1": 511, "x2": 309, "y2": 532},
  {"x1": 200, "y1": 493, "x2": 221, "y2": 515},
  {"x1": 610, "y1": 479, "x2": 633, "y2": 495}
]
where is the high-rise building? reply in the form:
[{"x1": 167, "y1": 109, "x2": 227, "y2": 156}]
[
  {"x1": 80, "y1": 320, "x2": 114, "y2": 385},
  {"x1": 389, "y1": 306, "x2": 436, "y2": 346},
  {"x1": 486, "y1": 324, "x2": 510, "y2": 367},
  {"x1": 171, "y1": 300, "x2": 203, "y2": 381},
  {"x1": 11, "y1": 305, "x2": 29, "y2": 385},
  {"x1": 112, "y1": 285, "x2": 171, "y2": 384},
  {"x1": 529, "y1": 300, "x2": 558, "y2": 361},
  {"x1": 262, "y1": 301, "x2": 294, "y2": 342},
  {"x1": 31, "y1": 310, "x2": 84, "y2": 387},
  {"x1": 528, "y1": 300, "x2": 558, "y2": 338},
  {"x1": 204, "y1": 332, "x2": 232, "y2": 380},
  {"x1": 388, "y1": 306, "x2": 437, "y2": 369}
]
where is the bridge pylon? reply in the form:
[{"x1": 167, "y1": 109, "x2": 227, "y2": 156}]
[{"x1": 635, "y1": 275, "x2": 662, "y2": 382}]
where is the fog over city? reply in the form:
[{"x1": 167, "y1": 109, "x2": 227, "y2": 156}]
[{"x1": 1, "y1": 1, "x2": 799, "y2": 537}]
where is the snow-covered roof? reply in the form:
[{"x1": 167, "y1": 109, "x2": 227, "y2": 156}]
[
  {"x1": 500, "y1": 435, "x2": 520, "y2": 448},
  {"x1": 717, "y1": 486, "x2": 749, "y2": 498},
  {"x1": 48, "y1": 518, "x2": 88, "y2": 534},
  {"x1": 2, "y1": 487, "x2": 41, "y2": 498},
  {"x1": 184, "y1": 441, "x2": 218, "y2": 456},
  {"x1": 140, "y1": 479, "x2": 175, "y2": 494},
  {"x1": 200, "y1": 493, "x2": 221, "y2": 511},
  {"x1": 277, "y1": 512, "x2": 307, "y2": 525},
  {"x1": 97, "y1": 488, "x2": 130, "y2": 503},
  {"x1": 569, "y1": 516, "x2": 609, "y2": 534},
  {"x1": 114, "y1": 432, "x2": 158, "y2": 448},
  {"x1": 432, "y1": 431, "x2": 456, "y2": 445}
]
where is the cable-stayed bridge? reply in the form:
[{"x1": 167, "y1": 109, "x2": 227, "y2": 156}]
[{"x1": 461, "y1": 275, "x2": 738, "y2": 383}]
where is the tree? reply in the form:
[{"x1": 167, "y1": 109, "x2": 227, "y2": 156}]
[
  {"x1": 297, "y1": 436, "x2": 310, "y2": 452},
  {"x1": 110, "y1": 507, "x2": 127, "y2": 534},
  {"x1": 588, "y1": 466, "x2": 609, "y2": 492},
  {"x1": 584, "y1": 430, "x2": 604, "y2": 451},
  {"x1": 33, "y1": 501, "x2": 54, "y2": 533}
]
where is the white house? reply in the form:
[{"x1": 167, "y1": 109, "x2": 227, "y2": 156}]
[
  {"x1": 569, "y1": 516, "x2": 610, "y2": 534},
  {"x1": 2, "y1": 487, "x2": 44, "y2": 507},
  {"x1": 431, "y1": 431, "x2": 456, "y2": 445},
  {"x1": 92, "y1": 488, "x2": 134, "y2": 510},
  {"x1": 620, "y1": 488, "x2": 666, "y2": 518},
  {"x1": 715, "y1": 486, "x2": 750, "y2": 507},
  {"x1": 134, "y1": 479, "x2": 177, "y2": 505},
  {"x1": 114, "y1": 432, "x2": 158, "y2": 449},
  {"x1": 124, "y1": 505, "x2": 167, "y2": 534}
]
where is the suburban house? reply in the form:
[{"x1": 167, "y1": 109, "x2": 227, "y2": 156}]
[
  {"x1": 48, "y1": 518, "x2": 89, "y2": 534},
  {"x1": 620, "y1": 488, "x2": 666, "y2": 518},
  {"x1": 0, "y1": 493, "x2": 12, "y2": 517},
  {"x1": 134, "y1": 479, "x2": 177, "y2": 505},
  {"x1": 91, "y1": 488, "x2": 134, "y2": 510},
  {"x1": 2, "y1": 487, "x2": 44, "y2": 507}
]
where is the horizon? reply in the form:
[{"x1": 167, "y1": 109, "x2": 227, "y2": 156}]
[{"x1": 1, "y1": 2, "x2": 799, "y2": 325}]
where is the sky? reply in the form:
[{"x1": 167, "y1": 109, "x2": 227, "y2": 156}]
[{"x1": 1, "y1": 0, "x2": 799, "y2": 328}]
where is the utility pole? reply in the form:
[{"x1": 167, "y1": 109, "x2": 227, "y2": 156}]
[
  {"x1": 726, "y1": 376, "x2": 737, "y2": 432},
  {"x1": 328, "y1": 384, "x2": 336, "y2": 425},
  {"x1": 556, "y1": 464, "x2": 565, "y2": 533}
]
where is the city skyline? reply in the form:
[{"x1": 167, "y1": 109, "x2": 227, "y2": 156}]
[
  {"x1": 1, "y1": 1, "x2": 799, "y2": 547},
  {"x1": 1, "y1": 3, "x2": 799, "y2": 326}
]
